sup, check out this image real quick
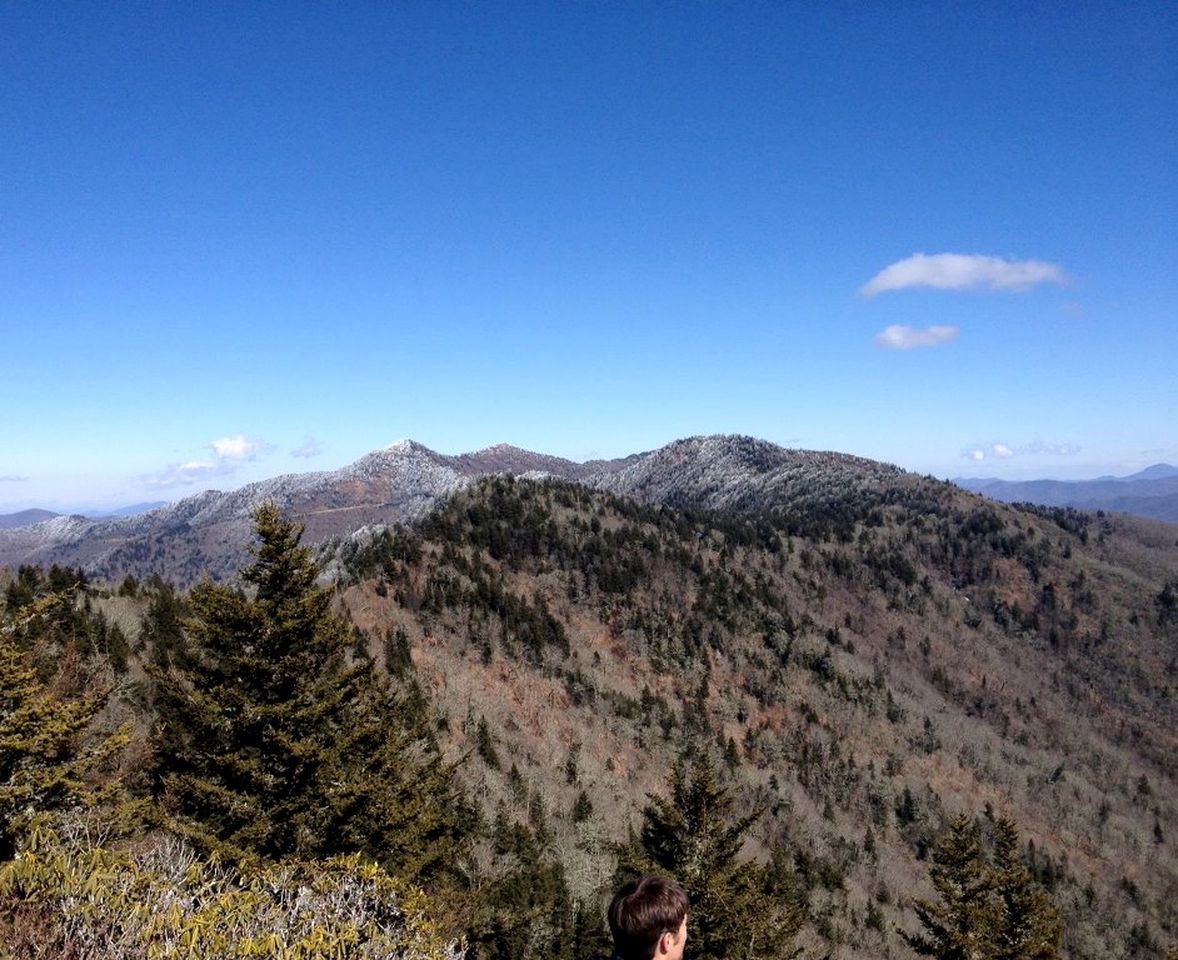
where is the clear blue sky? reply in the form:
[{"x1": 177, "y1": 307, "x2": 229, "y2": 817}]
[{"x1": 2, "y1": 1, "x2": 1175, "y2": 511}]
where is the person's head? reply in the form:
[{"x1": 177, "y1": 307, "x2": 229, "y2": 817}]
[{"x1": 607, "y1": 875, "x2": 689, "y2": 960}]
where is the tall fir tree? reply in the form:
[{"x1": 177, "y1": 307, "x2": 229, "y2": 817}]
[
  {"x1": 990, "y1": 816, "x2": 1062, "y2": 960},
  {"x1": 902, "y1": 813, "x2": 1062, "y2": 960},
  {"x1": 151, "y1": 503, "x2": 467, "y2": 884},
  {"x1": 619, "y1": 748, "x2": 804, "y2": 960},
  {"x1": 0, "y1": 593, "x2": 129, "y2": 860},
  {"x1": 901, "y1": 814, "x2": 997, "y2": 960}
]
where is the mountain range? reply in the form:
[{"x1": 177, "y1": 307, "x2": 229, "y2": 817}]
[
  {"x1": 0, "y1": 501, "x2": 168, "y2": 529},
  {"x1": 6, "y1": 447, "x2": 1175, "y2": 585},
  {"x1": 0, "y1": 436, "x2": 916, "y2": 585},
  {"x1": 956, "y1": 465, "x2": 1178, "y2": 523}
]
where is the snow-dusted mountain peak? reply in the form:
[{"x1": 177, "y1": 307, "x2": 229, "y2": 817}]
[
  {"x1": 381, "y1": 439, "x2": 420, "y2": 453},
  {"x1": 0, "y1": 434, "x2": 923, "y2": 585}
]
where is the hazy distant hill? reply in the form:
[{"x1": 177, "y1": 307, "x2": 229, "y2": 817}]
[
  {"x1": 0, "y1": 502, "x2": 169, "y2": 531},
  {"x1": 0, "y1": 508, "x2": 59, "y2": 530},
  {"x1": 956, "y1": 465, "x2": 1178, "y2": 523}
]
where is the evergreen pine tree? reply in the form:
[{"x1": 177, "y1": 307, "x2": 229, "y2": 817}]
[
  {"x1": 151, "y1": 503, "x2": 467, "y2": 884},
  {"x1": 990, "y1": 816, "x2": 1062, "y2": 960},
  {"x1": 902, "y1": 813, "x2": 1063, "y2": 960},
  {"x1": 471, "y1": 801, "x2": 577, "y2": 960},
  {"x1": 571, "y1": 789, "x2": 593, "y2": 823},
  {"x1": 901, "y1": 814, "x2": 997, "y2": 960},
  {"x1": 620, "y1": 748, "x2": 804, "y2": 960},
  {"x1": 0, "y1": 594, "x2": 129, "y2": 860},
  {"x1": 141, "y1": 580, "x2": 189, "y2": 670}
]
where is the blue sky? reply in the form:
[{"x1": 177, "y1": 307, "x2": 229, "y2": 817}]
[{"x1": 2, "y1": 1, "x2": 1175, "y2": 511}]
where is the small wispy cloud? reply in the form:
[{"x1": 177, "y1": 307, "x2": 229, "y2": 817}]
[
  {"x1": 212, "y1": 434, "x2": 271, "y2": 461},
  {"x1": 143, "y1": 461, "x2": 229, "y2": 490},
  {"x1": 860, "y1": 253, "x2": 1069, "y2": 297},
  {"x1": 963, "y1": 440, "x2": 1080, "y2": 462},
  {"x1": 291, "y1": 436, "x2": 322, "y2": 459},
  {"x1": 0, "y1": 474, "x2": 29, "y2": 482},
  {"x1": 874, "y1": 324, "x2": 959, "y2": 350},
  {"x1": 1023, "y1": 440, "x2": 1080, "y2": 456}
]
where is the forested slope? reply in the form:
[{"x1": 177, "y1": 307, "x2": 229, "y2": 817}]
[{"x1": 334, "y1": 475, "x2": 1177, "y2": 958}]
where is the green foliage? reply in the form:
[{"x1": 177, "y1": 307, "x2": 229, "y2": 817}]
[
  {"x1": 571, "y1": 790, "x2": 593, "y2": 823},
  {"x1": 151, "y1": 503, "x2": 467, "y2": 883},
  {"x1": 0, "y1": 820, "x2": 460, "y2": 960},
  {"x1": 461, "y1": 803, "x2": 605, "y2": 960},
  {"x1": 901, "y1": 814, "x2": 996, "y2": 960},
  {"x1": 620, "y1": 749, "x2": 804, "y2": 960},
  {"x1": 476, "y1": 717, "x2": 500, "y2": 769},
  {"x1": 1157, "y1": 580, "x2": 1178, "y2": 625},
  {"x1": 990, "y1": 817, "x2": 1062, "y2": 960},
  {"x1": 0, "y1": 593, "x2": 130, "y2": 862},
  {"x1": 3, "y1": 566, "x2": 97, "y2": 686},
  {"x1": 901, "y1": 813, "x2": 1061, "y2": 960},
  {"x1": 141, "y1": 579, "x2": 189, "y2": 670}
]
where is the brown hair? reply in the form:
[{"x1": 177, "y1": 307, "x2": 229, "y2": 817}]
[{"x1": 607, "y1": 875, "x2": 689, "y2": 960}]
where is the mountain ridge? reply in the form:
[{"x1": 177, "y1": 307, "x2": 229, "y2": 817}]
[
  {"x1": 955, "y1": 466, "x2": 1178, "y2": 523},
  {"x1": 2, "y1": 435, "x2": 1171, "y2": 585}
]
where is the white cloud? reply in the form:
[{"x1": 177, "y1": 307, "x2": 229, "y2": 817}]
[
  {"x1": 0, "y1": 474, "x2": 28, "y2": 482},
  {"x1": 992, "y1": 444, "x2": 1014, "y2": 458},
  {"x1": 291, "y1": 437, "x2": 322, "y2": 459},
  {"x1": 874, "y1": 324, "x2": 959, "y2": 350},
  {"x1": 967, "y1": 449, "x2": 986, "y2": 462},
  {"x1": 212, "y1": 434, "x2": 270, "y2": 461},
  {"x1": 860, "y1": 253, "x2": 1069, "y2": 297}
]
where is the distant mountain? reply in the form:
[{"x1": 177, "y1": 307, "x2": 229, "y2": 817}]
[
  {"x1": 1124, "y1": 462, "x2": 1178, "y2": 481},
  {"x1": 955, "y1": 464, "x2": 1178, "y2": 523},
  {"x1": 592, "y1": 435, "x2": 914, "y2": 514},
  {"x1": 0, "y1": 439, "x2": 629, "y2": 584},
  {"x1": 0, "y1": 508, "x2": 59, "y2": 530},
  {"x1": 0, "y1": 436, "x2": 938, "y2": 585}
]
